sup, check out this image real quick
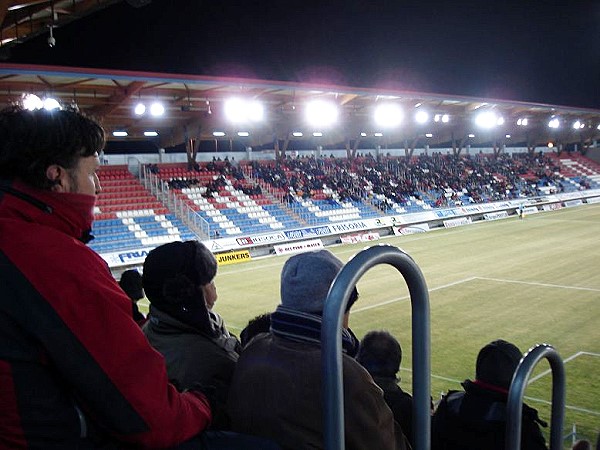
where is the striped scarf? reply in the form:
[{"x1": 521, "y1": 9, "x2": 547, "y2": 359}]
[{"x1": 270, "y1": 305, "x2": 359, "y2": 357}]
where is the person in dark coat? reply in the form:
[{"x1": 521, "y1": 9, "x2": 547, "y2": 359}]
[
  {"x1": 118, "y1": 268, "x2": 146, "y2": 325},
  {"x1": 357, "y1": 330, "x2": 415, "y2": 448},
  {"x1": 431, "y1": 339, "x2": 548, "y2": 450},
  {"x1": 142, "y1": 240, "x2": 240, "y2": 429}
]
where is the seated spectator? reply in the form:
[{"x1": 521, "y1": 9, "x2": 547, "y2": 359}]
[
  {"x1": 142, "y1": 240, "x2": 240, "y2": 429},
  {"x1": 239, "y1": 312, "x2": 272, "y2": 348},
  {"x1": 572, "y1": 440, "x2": 592, "y2": 450},
  {"x1": 431, "y1": 339, "x2": 548, "y2": 450},
  {"x1": 118, "y1": 268, "x2": 147, "y2": 325},
  {"x1": 357, "y1": 330, "x2": 415, "y2": 448},
  {"x1": 227, "y1": 250, "x2": 409, "y2": 450}
]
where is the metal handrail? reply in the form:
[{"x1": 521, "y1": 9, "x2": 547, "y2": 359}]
[
  {"x1": 505, "y1": 343, "x2": 565, "y2": 450},
  {"x1": 322, "y1": 244, "x2": 431, "y2": 450}
]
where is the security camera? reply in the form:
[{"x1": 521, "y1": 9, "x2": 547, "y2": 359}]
[{"x1": 47, "y1": 35, "x2": 56, "y2": 47}]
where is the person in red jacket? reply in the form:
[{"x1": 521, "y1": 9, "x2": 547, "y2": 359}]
[{"x1": 0, "y1": 104, "x2": 277, "y2": 449}]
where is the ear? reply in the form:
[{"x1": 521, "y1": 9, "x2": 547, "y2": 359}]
[{"x1": 45, "y1": 164, "x2": 68, "y2": 192}]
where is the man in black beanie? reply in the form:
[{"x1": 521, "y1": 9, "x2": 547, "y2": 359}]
[
  {"x1": 142, "y1": 240, "x2": 240, "y2": 429},
  {"x1": 431, "y1": 339, "x2": 548, "y2": 450}
]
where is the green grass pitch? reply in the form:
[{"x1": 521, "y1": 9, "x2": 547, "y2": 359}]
[{"x1": 140, "y1": 203, "x2": 600, "y2": 445}]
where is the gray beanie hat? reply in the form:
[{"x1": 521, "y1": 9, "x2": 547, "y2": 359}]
[{"x1": 280, "y1": 250, "x2": 357, "y2": 313}]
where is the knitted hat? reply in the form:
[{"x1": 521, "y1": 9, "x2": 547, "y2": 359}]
[
  {"x1": 280, "y1": 250, "x2": 358, "y2": 314},
  {"x1": 143, "y1": 240, "x2": 217, "y2": 332},
  {"x1": 475, "y1": 339, "x2": 523, "y2": 389}
]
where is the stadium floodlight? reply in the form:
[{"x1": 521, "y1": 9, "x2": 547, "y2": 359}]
[
  {"x1": 506, "y1": 134, "x2": 511, "y2": 138},
  {"x1": 434, "y1": 114, "x2": 440, "y2": 122},
  {"x1": 225, "y1": 98, "x2": 265, "y2": 123},
  {"x1": 468, "y1": 133, "x2": 475, "y2": 138},
  {"x1": 425, "y1": 133, "x2": 433, "y2": 138},
  {"x1": 441, "y1": 114, "x2": 450, "y2": 123},
  {"x1": 292, "y1": 131, "x2": 303, "y2": 137},
  {"x1": 548, "y1": 142, "x2": 554, "y2": 148},
  {"x1": 22, "y1": 93, "x2": 43, "y2": 111},
  {"x1": 360, "y1": 132, "x2": 367, "y2": 137},
  {"x1": 212, "y1": 131, "x2": 226, "y2": 137},
  {"x1": 43, "y1": 97, "x2": 61, "y2": 111},
  {"x1": 415, "y1": 110, "x2": 429, "y2": 124},
  {"x1": 374, "y1": 132, "x2": 383, "y2": 137},
  {"x1": 134, "y1": 102, "x2": 146, "y2": 116},
  {"x1": 237, "y1": 131, "x2": 250, "y2": 137},
  {"x1": 597, "y1": 124, "x2": 600, "y2": 130},
  {"x1": 548, "y1": 118, "x2": 560, "y2": 129},
  {"x1": 112, "y1": 131, "x2": 128, "y2": 137},
  {"x1": 475, "y1": 111, "x2": 500, "y2": 129},
  {"x1": 572, "y1": 120, "x2": 585, "y2": 130},
  {"x1": 496, "y1": 116, "x2": 505, "y2": 126},
  {"x1": 150, "y1": 102, "x2": 165, "y2": 117},
  {"x1": 312, "y1": 132, "x2": 323, "y2": 137},
  {"x1": 143, "y1": 131, "x2": 158, "y2": 137},
  {"x1": 305, "y1": 99, "x2": 338, "y2": 127},
  {"x1": 517, "y1": 118, "x2": 528, "y2": 126},
  {"x1": 374, "y1": 103, "x2": 403, "y2": 128}
]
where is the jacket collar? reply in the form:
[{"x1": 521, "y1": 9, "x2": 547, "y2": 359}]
[{"x1": 0, "y1": 179, "x2": 96, "y2": 243}]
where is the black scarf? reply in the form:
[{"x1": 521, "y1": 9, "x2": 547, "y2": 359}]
[{"x1": 270, "y1": 305, "x2": 359, "y2": 357}]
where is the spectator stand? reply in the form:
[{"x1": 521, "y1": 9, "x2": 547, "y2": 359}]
[{"x1": 90, "y1": 166, "x2": 196, "y2": 255}]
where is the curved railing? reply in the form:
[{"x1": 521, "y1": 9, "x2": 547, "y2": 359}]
[
  {"x1": 322, "y1": 244, "x2": 431, "y2": 450},
  {"x1": 506, "y1": 343, "x2": 565, "y2": 450}
]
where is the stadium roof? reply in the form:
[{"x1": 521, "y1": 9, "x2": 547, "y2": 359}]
[{"x1": 1, "y1": 62, "x2": 599, "y2": 152}]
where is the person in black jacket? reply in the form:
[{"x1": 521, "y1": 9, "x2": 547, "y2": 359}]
[
  {"x1": 431, "y1": 339, "x2": 548, "y2": 450},
  {"x1": 357, "y1": 330, "x2": 416, "y2": 448}
]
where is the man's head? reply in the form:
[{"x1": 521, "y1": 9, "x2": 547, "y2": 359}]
[
  {"x1": 119, "y1": 269, "x2": 144, "y2": 302},
  {"x1": 280, "y1": 249, "x2": 358, "y2": 315},
  {"x1": 143, "y1": 240, "x2": 218, "y2": 331},
  {"x1": 475, "y1": 339, "x2": 523, "y2": 389},
  {"x1": 0, "y1": 105, "x2": 105, "y2": 194},
  {"x1": 356, "y1": 330, "x2": 402, "y2": 378}
]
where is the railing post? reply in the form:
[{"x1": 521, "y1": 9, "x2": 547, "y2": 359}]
[
  {"x1": 505, "y1": 343, "x2": 565, "y2": 450},
  {"x1": 322, "y1": 244, "x2": 431, "y2": 450}
]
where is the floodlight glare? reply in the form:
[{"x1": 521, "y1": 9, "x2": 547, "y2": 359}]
[
  {"x1": 475, "y1": 111, "x2": 499, "y2": 129},
  {"x1": 144, "y1": 131, "x2": 158, "y2": 137},
  {"x1": 22, "y1": 94, "x2": 43, "y2": 111},
  {"x1": 237, "y1": 131, "x2": 250, "y2": 137},
  {"x1": 548, "y1": 118, "x2": 560, "y2": 129},
  {"x1": 496, "y1": 117, "x2": 505, "y2": 126},
  {"x1": 468, "y1": 133, "x2": 475, "y2": 138},
  {"x1": 415, "y1": 110, "x2": 429, "y2": 124},
  {"x1": 441, "y1": 114, "x2": 449, "y2": 123},
  {"x1": 112, "y1": 131, "x2": 128, "y2": 137},
  {"x1": 292, "y1": 131, "x2": 303, "y2": 137},
  {"x1": 312, "y1": 132, "x2": 323, "y2": 137},
  {"x1": 374, "y1": 132, "x2": 383, "y2": 137},
  {"x1": 134, "y1": 103, "x2": 146, "y2": 116},
  {"x1": 374, "y1": 103, "x2": 402, "y2": 128},
  {"x1": 505, "y1": 134, "x2": 511, "y2": 138},
  {"x1": 225, "y1": 98, "x2": 264, "y2": 123},
  {"x1": 305, "y1": 100, "x2": 338, "y2": 127},
  {"x1": 548, "y1": 142, "x2": 554, "y2": 148},
  {"x1": 425, "y1": 133, "x2": 433, "y2": 138},
  {"x1": 517, "y1": 118, "x2": 528, "y2": 126},
  {"x1": 360, "y1": 132, "x2": 367, "y2": 137},
  {"x1": 213, "y1": 131, "x2": 226, "y2": 137},
  {"x1": 150, "y1": 102, "x2": 165, "y2": 117},
  {"x1": 43, "y1": 97, "x2": 61, "y2": 111},
  {"x1": 434, "y1": 114, "x2": 440, "y2": 122}
]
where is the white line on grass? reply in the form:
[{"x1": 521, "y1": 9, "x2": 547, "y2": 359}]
[
  {"x1": 400, "y1": 368, "x2": 600, "y2": 416},
  {"x1": 351, "y1": 277, "x2": 478, "y2": 313},
  {"x1": 474, "y1": 277, "x2": 600, "y2": 292},
  {"x1": 529, "y1": 351, "x2": 600, "y2": 383}
]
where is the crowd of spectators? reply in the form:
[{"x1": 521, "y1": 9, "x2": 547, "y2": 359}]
[{"x1": 248, "y1": 151, "x2": 573, "y2": 211}]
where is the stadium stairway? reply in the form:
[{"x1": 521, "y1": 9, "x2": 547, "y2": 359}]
[{"x1": 90, "y1": 166, "x2": 197, "y2": 254}]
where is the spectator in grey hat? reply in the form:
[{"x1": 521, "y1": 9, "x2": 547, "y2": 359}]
[
  {"x1": 431, "y1": 339, "x2": 548, "y2": 450},
  {"x1": 227, "y1": 249, "x2": 410, "y2": 450}
]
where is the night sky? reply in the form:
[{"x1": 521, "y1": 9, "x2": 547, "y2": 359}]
[{"x1": 7, "y1": 0, "x2": 600, "y2": 109}]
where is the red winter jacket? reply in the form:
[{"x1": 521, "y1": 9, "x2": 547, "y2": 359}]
[{"x1": 0, "y1": 180, "x2": 212, "y2": 449}]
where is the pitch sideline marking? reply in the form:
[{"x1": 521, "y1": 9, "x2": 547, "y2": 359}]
[
  {"x1": 399, "y1": 368, "x2": 600, "y2": 416},
  {"x1": 474, "y1": 277, "x2": 600, "y2": 293},
  {"x1": 351, "y1": 277, "x2": 477, "y2": 313},
  {"x1": 529, "y1": 351, "x2": 600, "y2": 383}
]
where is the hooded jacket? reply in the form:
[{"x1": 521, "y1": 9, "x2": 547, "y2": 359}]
[{"x1": 0, "y1": 180, "x2": 212, "y2": 449}]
